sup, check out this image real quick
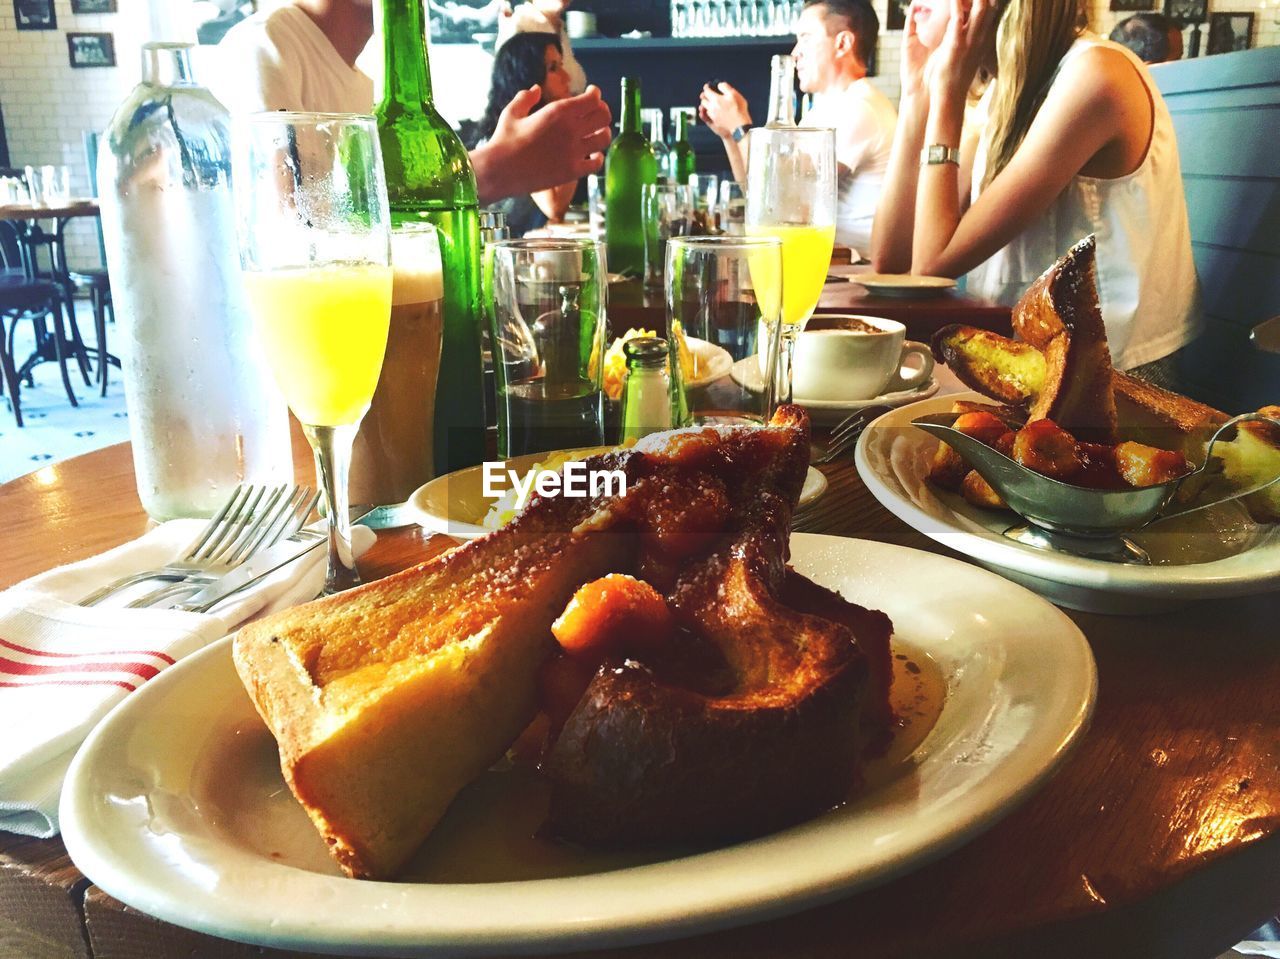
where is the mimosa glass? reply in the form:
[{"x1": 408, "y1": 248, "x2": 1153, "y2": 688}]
[
  {"x1": 744, "y1": 126, "x2": 836, "y2": 404},
  {"x1": 235, "y1": 112, "x2": 393, "y2": 594}
]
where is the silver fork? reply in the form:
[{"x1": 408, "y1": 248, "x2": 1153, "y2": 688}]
[
  {"x1": 78, "y1": 485, "x2": 314, "y2": 607},
  {"x1": 813, "y1": 405, "x2": 891, "y2": 466}
]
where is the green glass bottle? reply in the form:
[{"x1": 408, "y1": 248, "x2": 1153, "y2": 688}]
[
  {"x1": 605, "y1": 77, "x2": 658, "y2": 279},
  {"x1": 375, "y1": 0, "x2": 485, "y2": 473},
  {"x1": 670, "y1": 108, "x2": 697, "y2": 185}
]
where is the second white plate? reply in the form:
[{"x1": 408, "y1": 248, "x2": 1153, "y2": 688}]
[
  {"x1": 60, "y1": 535, "x2": 1095, "y2": 957},
  {"x1": 409, "y1": 451, "x2": 828, "y2": 541},
  {"x1": 855, "y1": 392, "x2": 1280, "y2": 613}
]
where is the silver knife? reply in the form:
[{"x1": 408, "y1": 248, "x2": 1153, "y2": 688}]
[{"x1": 171, "y1": 533, "x2": 326, "y2": 613}]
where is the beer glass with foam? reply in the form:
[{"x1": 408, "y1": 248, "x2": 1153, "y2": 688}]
[{"x1": 349, "y1": 223, "x2": 446, "y2": 506}]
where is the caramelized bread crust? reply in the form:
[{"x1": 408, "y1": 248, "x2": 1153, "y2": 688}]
[
  {"x1": 233, "y1": 465, "x2": 637, "y2": 880},
  {"x1": 237, "y1": 407, "x2": 896, "y2": 875},
  {"x1": 1014, "y1": 236, "x2": 1118, "y2": 442},
  {"x1": 542, "y1": 415, "x2": 893, "y2": 845}
]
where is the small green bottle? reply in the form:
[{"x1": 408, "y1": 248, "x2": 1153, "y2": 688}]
[
  {"x1": 375, "y1": 0, "x2": 485, "y2": 473},
  {"x1": 605, "y1": 77, "x2": 658, "y2": 279},
  {"x1": 670, "y1": 108, "x2": 697, "y2": 185}
]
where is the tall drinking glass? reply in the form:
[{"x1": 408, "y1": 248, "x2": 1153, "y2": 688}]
[
  {"x1": 643, "y1": 182, "x2": 691, "y2": 290},
  {"x1": 490, "y1": 237, "x2": 607, "y2": 457},
  {"x1": 745, "y1": 126, "x2": 836, "y2": 404},
  {"x1": 235, "y1": 112, "x2": 393, "y2": 594},
  {"x1": 665, "y1": 235, "x2": 784, "y2": 426}
]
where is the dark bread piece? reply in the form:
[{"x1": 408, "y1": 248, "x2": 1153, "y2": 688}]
[{"x1": 542, "y1": 414, "x2": 893, "y2": 845}]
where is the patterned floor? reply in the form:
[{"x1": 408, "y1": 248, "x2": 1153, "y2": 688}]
[{"x1": 0, "y1": 300, "x2": 130, "y2": 484}]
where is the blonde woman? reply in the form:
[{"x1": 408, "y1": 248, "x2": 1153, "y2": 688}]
[{"x1": 869, "y1": 0, "x2": 1199, "y2": 372}]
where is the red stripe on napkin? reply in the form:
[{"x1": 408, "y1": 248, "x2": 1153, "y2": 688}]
[
  {"x1": 0, "y1": 677, "x2": 138, "y2": 691},
  {"x1": 0, "y1": 637, "x2": 175, "y2": 665},
  {"x1": 0, "y1": 656, "x2": 162, "y2": 681}
]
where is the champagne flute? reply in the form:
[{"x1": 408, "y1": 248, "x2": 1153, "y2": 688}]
[
  {"x1": 744, "y1": 126, "x2": 836, "y2": 405},
  {"x1": 234, "y1": 112, "x2": 393, "y2": 594}
]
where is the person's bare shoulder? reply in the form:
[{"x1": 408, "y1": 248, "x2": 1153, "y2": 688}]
[{"x1": 1055, "y1": 42, "x2": 1148, "y2": 114}]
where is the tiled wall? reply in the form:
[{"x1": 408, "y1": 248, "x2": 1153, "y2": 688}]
[{"x1": 0, "y1": 2, "x2": 145, "y2": 272}]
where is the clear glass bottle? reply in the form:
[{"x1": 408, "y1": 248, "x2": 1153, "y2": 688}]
[
  {"x1": 98, "y1": 42, "x2": 291, "y2": 521},
  {"x1": 642, "y1": 108, "x2": 671, "y2": 178},
  {"x1": 620, "y1": 337, "x2": 675, "y2": 442},
  {"x1": 765, "y1": 54, "x2": 797, "y2": 127}
]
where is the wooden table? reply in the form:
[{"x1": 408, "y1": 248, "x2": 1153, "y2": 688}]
[
  {"x1": 2, "y1": 430, "x2": 1279, "y2": 959},
  {"x1": 607, "y1": 268, "x2": 1012, "y2": 344}
]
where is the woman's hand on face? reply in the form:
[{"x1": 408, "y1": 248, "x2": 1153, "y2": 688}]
[
  {"x1": 929, "y1": 0, "x2": 997, "y2": 106},
  {"x1": 901, "y1": 2, "x2": 932, "y2": 99},
  {"x1": 698, "y1": 82, "x2": 751, "y2": 140}
]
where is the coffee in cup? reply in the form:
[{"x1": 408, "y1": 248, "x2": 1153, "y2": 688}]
[{"x1": 791, "y1": 314, "x2": 933, "y2": 401}]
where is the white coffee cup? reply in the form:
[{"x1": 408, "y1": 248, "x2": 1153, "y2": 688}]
[
  {"x1": 566, "y1": 11, "x2": 597, "y2": 37},
  {"x1": 791, "y1": 314, "x2": 933, "y2": 402}
]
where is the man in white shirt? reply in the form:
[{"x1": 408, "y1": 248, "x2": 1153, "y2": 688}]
[
  {"x1": 211, "y1": 0, "x2": 610, "y2": 206},
  {"x1": 699, "y1": 0, "x2": 897, "y2": 253}
]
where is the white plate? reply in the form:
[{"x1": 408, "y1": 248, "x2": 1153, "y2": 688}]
[
  {"x1": 852, "y1": 273, "x2": 957, "y2": 297},
  {"x1": 408, "y1": 449, "x2": 829, "y2": 541},
  {"x1": 729, "y1": 356, "x2": 940, "y2": 423},
  {"x1": 855, "y1": 392, "x2": 1280, "y2": 614},
  {"x1": 683, "y1": 336, "x2": 735, "y2": 389},
  {"x1": 61, "y1": 535, "x2": 1094, "y2": 957}
]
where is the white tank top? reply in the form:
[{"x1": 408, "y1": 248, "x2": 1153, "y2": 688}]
[{"x1": 965, "y1": 37, "x2": 1201, "y2": 370}]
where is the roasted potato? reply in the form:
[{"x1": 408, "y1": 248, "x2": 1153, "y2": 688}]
[
  {"x1": 960, "y1": 470, "x2": 1007, "y2": 509},
  {"x1": 928, "y1": 441, "x2": 969, "y2": 492},
  {"x1": 1113, "y1": 441, "x2": 1192, "y2": 488},
  {"x1": 1012, "y1": 419, "x2": 1083, "y2": 481}
]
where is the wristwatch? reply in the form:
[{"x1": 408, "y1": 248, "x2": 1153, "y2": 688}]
[
  {"x1": 731, "y1": 124, "x2": 751, "y2": 143},
  {"x1": 921, "y1": 143, "x2": 961, "y2": 166}
]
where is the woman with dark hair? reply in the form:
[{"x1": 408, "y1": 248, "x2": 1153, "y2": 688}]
[{"x1": 463, "y1": 32, "x2": 578, "y2": 235}]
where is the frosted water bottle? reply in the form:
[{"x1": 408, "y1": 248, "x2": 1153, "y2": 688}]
[{"x1": 98, "y1": 42, "x2": 291, "y2": 520}]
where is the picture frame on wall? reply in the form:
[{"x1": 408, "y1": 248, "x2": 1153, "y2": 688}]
[
  {"x1": 1161, "y1": 0, "x2": 1206, "y2": 25},
  {"x1": 887, "y1": 0, "x2": 906, "y2": 31},
  {"x1": 67, "y1": 32, "x2": 117, "y2": 68},
  {"x1": 13, "y1": 0, "x2": 56, "y2": 30},
  {"x1": 70, "y1": 0, "x2": 118, "y2": 12},
  {"x1": 1206, "y1": 12, "x2": 1255, "y2": 53}
]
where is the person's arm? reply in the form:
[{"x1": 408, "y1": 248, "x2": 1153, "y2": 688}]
[
  {"x1": 910, "y1": 1, "x2": 1147, "y2": 276},
  {"x1": 470, "y1": 84, "x2": 612, "y2": 205},
  {"x1": 531, "y1": 179, "x2": 578, "y2": 221},
  {"x1": 869, "y1": 4, "x2": 933, "y2": 272},
  {"x1": 698, "y1": 82, "x2": 752, "y2": 185}
]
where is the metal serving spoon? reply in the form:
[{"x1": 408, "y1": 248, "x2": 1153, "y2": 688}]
[{"x1": 912, "y1": 411, "x2": 1280, "y2": 565}]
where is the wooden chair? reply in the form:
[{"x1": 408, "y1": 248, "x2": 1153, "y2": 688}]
[{"x1": 0, "y1": 221, "x2": 83, "y2": 424}]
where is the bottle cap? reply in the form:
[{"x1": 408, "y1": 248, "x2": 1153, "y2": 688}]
[{"x1": 623, "y1": 336, "x2": 669, "y2": 370}]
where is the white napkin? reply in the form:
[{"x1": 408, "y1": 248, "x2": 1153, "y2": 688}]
[{"x1": 0, "y1": 519, "x2": 376, "y2": 838}]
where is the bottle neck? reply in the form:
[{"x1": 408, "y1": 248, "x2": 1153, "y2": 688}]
[
  {"x1": 380, "y1": 0, "x2": 434, "y2": 110},
  {"x1": 674, "y1": 111, "x2": 691, "y2": 142},
  {"x1": 645, "y1": 111, "x2": 664, "y2": 144},
  {"x1": 765, "y1": 55, "x2": 796, "y2": 126},
  {"x1": 620, "y1": 79, "x2": 642, "y2": 134},
  {"x1": 142, "y1": 42, "x2": 197, "y2": 87}
]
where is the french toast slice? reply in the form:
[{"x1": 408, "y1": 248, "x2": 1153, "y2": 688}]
[
  {"x1": 542, "y1": 415, "x2": 892, "y2": 845},
  {"x1": 1013, "y1": 236, "x2": 1117, "y2": 442},
  {"x1": 233, "y1": 474, "x2": 635, "y2": 880}
]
